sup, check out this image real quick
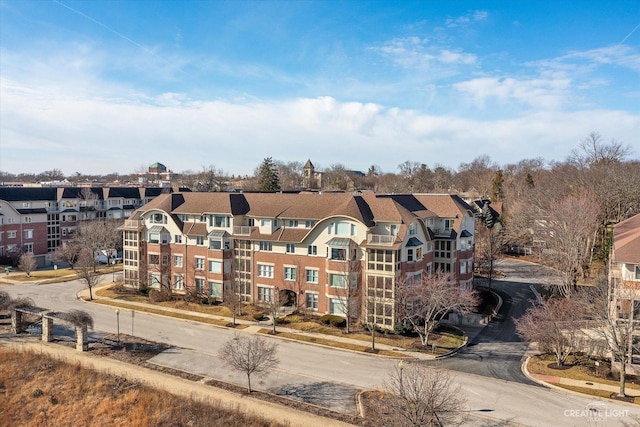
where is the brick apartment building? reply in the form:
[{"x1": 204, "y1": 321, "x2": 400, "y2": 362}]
[
  {"x1": 0, "y1": 186, "x2": 173, "y2": 266},
  {"x1": 121, "y1": 191, "x2": 476, "y2": 329}
]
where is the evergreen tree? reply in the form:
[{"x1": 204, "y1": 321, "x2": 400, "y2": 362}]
[
  {"x1": 491, "y1": 169, "x2": 504, "y2": 201},
  {"x1": 257, "y1": 157, "x2": 281, "y2": 192}
]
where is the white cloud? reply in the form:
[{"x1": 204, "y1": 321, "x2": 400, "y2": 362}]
[
  {"x1": 453, "y1": 74, "x2": 573, "y2": 110},
  {"x1": 446, "y1": 10, "x2": 488, "y2": 28},
  {"x1": 564, "y1": 45, "x2": 640, "y2": 72},
  {"x1": 2, "y1": 77, "x2": 638, "y2": 176},
  {"x1": 371, "y1": 37, "x2": 477, "y2": 70}
]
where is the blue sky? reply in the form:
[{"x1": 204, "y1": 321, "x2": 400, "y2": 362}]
[{"x1": 1, "y1": 0, "x2": 639, "y2": 176}]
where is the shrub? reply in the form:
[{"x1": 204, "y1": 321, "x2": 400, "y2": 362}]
[
  {"x1": 253, "y1": 313, "x2": 266, "y2": 321},
  {"x1": 148, "y1": 289, "x2": 172, "y2": 303},
  {"x1": 320, "y1": 314, "x2": 346, "y2": 328},
  {"x1": 394, "y1": 324, "x2": 414, "y2": 336}
]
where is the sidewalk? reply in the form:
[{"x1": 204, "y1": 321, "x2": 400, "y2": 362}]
[{"x1": 78, "y1": 283, "x2": 479, "y2": 361}]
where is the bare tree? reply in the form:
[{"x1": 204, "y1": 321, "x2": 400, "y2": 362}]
[
  {"x1": 330, "y1": 254, "x2": 361, "y2": 334},
  {"x1": 474, "y1": 201, "x2": 502, "y2": 288},
  {"x1": 261, "y1": 287, "x2": 284, "y2": 334},
  {"x1": 18, "y1": 253, "x2": 37, "y2": 278},
  {"x1": 282, "y1": 261, "x2": 308, "y2": 312},
  {"x1": 362, "y1": 275, "x2": 385, "y2": 351},
  {"x1": 75, "y1": 249, "x2": 101, "y2": 300},
  {"x1": 382, "y1": 363, "x2": 466, "y2": 427},
  {"x1": 73, "y1": 219, "x2": 121, "y2": 273},
  {"x1": 535, "y1": 192, "x2": 600, "y2": 296},
  {"x1": 568, "y1": 132, "x2": 632, "y2": 168},
  {"x1": 224, "y1": 280, "x2": 244, "y2": 327},
  {"x1": 275, "y1": 160, "x2": 303, "y2": 191},
  {"x1": 514, "y1": 297, "x2": 587, "y2": 367},
  {"x1": 396, "y1": 271, "x2": 478, "y2": 347},
  {"x1": 582, "y1": 277, "x2": 640, "y2": 397},
  {"x1": 61, "y1": 309, "x2": 95, "y2": 331},
  {"x1": 0, "y1": 290, "x2": 11, "y2": 311},
  {"x1": 219, "y1": 334, "x2": 279, "y2": 393},
  {"x1": 50, "y1": 243, "x2": 80, "y2": 269}
]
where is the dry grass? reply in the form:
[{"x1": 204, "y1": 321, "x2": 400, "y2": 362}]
[
  {"x1": 527, "y1": 354, "x2": 640, "y2": 391},
  {"x1": 93, "y1": 286, "x2": 464, "y2": 354},
  {"x1": 6, "y1": 266, "x2": 120, "y2": 284},
  {"x1": 261, "y1": 329, "x2": 411, "y2": 358},
  {"x1": 0, "y1": 348, "x2": 286, "y2": 427},
  {"x1": 91, "y1": 300, "x2": 235, "y2": 328},
  {"x1": 556, "y1": 384, "x2": 640, "y2": 403}
]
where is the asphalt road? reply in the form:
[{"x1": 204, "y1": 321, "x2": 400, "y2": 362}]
[
  {"x1": 4, "y1": 264, "x2": 640, "y2": 426},
  {"x1": 431, "y1": 258, "x2": 559, "y2": 384}
]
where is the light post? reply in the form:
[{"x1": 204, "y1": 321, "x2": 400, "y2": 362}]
[
  {"x1": 115, "y1": 309, "x2": 120, "y2": 344},
  {"x1": 398, "y1": 360, "x2": 404, "y2": 398},
  {"x1": 131, "y1": 310, "x2": 135, "y2": 337}
]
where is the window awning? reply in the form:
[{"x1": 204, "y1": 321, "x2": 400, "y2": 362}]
[
  {"x1": 148, "y1": 226, "x2": 166, "y2": 233},
  {"x1": 208, "y1": 230, "x2": 226, "y2": 238},
  {"x1": 326, "y1": 237, "x2": 353, "y2": 247},
  {"x1": 460, "y1": 230, "x2": 473, "y2": 237},
  {"x1": 406, "y1": 237, "x2": 423, "y2": 247}
]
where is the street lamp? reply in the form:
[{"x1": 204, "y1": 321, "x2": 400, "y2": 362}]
[
  {"x1": 398, "y1": 360, "x2": 404, "y2": 398},
  {"x1": 115, "y1": 309, "x2": 120, "y2": 344}
]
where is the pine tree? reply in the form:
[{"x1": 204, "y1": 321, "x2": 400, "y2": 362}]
[
  {"x1": 491, "y1": 169, "x2": 504, "y2": 201},
  {"x1": 257, "y1": 157, "x2": 281, "y2": 192}
]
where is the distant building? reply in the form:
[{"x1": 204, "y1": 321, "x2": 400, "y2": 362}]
[
  {"x1": 138, "y1": 162, "x2": 174, "y2": 187},
  {"x1": 302, "y1": 160, "x2": 322, "y2": 189},
  {"x1": 0, "y1": 186, "x2": 180, "y2": 267}
]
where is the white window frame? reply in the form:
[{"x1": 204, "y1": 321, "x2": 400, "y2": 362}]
[
  {"x1": 209, "y1": 259, "x2": 222, "y2": 274},
  {"x1": 329, "y1": 273, "x2": 347, "y2": 289},
  {"x1": 306, "y1": 292, "x2": 319, "y2": 310},
  {"x1": 195, "y1": 257, "x2": 205, "y2": 270},
  {"x1": 259, "y1": 241, "x2": 272, "y2": 251},
  {"x1": 257, "y1": 264, "x2": 274, "y2": 278},
  {"x1": 306, "y1": 268, "x2": 319, "y2": 284},
  {"x1": 257, "y1": 285, "x2": 274, "y2": 303},
  {"x1": 308, "y1": 245, "x2": 317, "y2": 255},
  {"x1": 286, "y1": 243, "x2": 295, "y2": 253},
  {"x1": 174, "y1": 274, "x2": 184, "y2": 290},
  {"x1": 173, "y1": 254, "x2": 184, "y2": 267},
  {"x1": 208, "y1": 280, "x2": 223, "y2": 298},
  {"x1": 284, "y1": 266, "x2": 297, "y2": 281}
]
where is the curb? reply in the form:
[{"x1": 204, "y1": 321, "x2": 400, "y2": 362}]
[{"x1": 521, "y1": 355, "x2": 640, "y2": 408}]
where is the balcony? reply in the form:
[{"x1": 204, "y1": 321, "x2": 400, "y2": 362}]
[
  {"x1": 367, "y1": 234, "x2": 396, "y2": 246},
  {"x1": 233, "y1": 226, "x2": 253, "y2": 236},
  {"x1": 120, "y1": 219, "x2": 144, "y2": 230}
]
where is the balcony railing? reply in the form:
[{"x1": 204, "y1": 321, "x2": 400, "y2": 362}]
[
  {"x1": 121, "y1": 219, "x2": 144, "y2": 230},
  {"x1": 233, "y1": 226, "x2": 253, "y2": 236},
  {"x1": 367, "y1": 234, "x2": 395, "y2": 245}
]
